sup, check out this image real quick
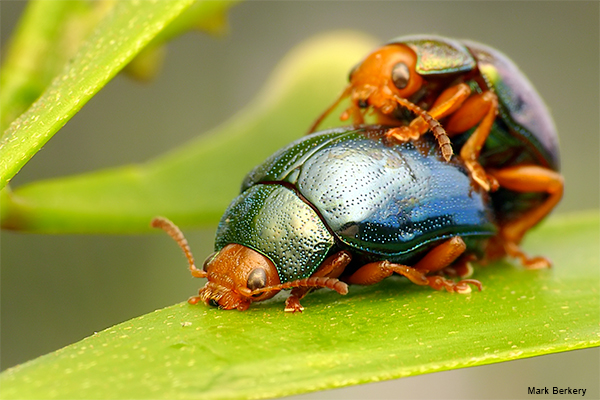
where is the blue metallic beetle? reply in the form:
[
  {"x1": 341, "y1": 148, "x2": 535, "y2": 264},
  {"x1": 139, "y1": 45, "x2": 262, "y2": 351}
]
[
  {"x1": 310, "y1": 35, "x2": 563, "y2": 269},
  {"x1": 153, "y1": 126, "x2": 496, "y2": 312}
]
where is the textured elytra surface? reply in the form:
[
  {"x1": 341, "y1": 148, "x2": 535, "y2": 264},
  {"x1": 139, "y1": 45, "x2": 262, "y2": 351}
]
[
  {"x1": 465, "y1": 40, "x2": 559, "y2": 169},
  {"x1": 241, "y1": 128, "x2": 352, "y2": 191},
  {"x1": 218, "y1": 128, "x2": 496, "y2": 279},
  {"x1": 294, "y1": 132, "x2": 496, "y2": 260},
  {"x1": 215, "y1": 184, "x2": 334, "y2": 282}
]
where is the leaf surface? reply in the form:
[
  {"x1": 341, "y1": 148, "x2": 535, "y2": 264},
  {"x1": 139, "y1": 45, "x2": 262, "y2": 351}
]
[{"x1": 1, "y1": 211, "x2": 598, "y2": 399}]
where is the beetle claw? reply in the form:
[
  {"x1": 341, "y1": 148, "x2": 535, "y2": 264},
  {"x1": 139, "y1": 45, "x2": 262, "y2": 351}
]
[
  {"x1": 385, "y1": 126, "x2": 419, "y2": 143},
  {"x1": 465, "y1": 161, "x2": 493, "y2": 192},
  {"x1": 284, "y1": 296, "x2": 304, "y2": 313},
  {"x1": 426, "y1": 275, "x2": 482, "y2": 293}
]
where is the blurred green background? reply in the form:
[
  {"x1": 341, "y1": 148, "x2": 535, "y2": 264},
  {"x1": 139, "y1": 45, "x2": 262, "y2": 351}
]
[{"x1": 1, "y1": 1, "x2": 598, "y2": 399}]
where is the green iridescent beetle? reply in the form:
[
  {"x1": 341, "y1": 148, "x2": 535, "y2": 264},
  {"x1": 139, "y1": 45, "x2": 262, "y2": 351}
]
[{"x1": 153, "y1": 127, "x2": 495, "y2": 312}]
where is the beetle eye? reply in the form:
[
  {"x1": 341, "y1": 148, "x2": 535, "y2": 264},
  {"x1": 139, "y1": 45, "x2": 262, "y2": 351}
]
[
  {"x1": 203, "y1": 252, "x2": 217, "y2": 271},
  {"x1": 391, "y1": 62, "x2": 410, "y2": 89},
  {"x1": 247, "y1": 268, "x2": 267, "y2": 291}
]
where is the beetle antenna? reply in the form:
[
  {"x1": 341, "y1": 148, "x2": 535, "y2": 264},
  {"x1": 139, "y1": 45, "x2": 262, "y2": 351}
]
[
  {"x1": 392, "y1": 95, "x2": 453, "y2": 161},
  {"x1": 307, "y1": 84, "x2": 353, "y2": 134},
  {"x1": 151, "y1": 217, "x2": 206, "y2": 278},
  {"x1": 249, "y1": 277, "x2": 349, "y2": 296}
]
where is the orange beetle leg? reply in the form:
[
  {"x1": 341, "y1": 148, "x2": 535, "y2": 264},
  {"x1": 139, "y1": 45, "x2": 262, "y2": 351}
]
[
  {"x1": 341, "y1": 102, "x2": 366, "y2": 125},
  {"x1": 440, "y1": 254, "x2": 475, "y2": 279},
  {"x1": 404, "y1": 83, "x2": 473, "y2": 136},
  {"x1": 383, "y1": 83, "x2": 471, "y2": 151},
  {"x1": 385, "y1": 97, "x2": 453, "y2": 160},
  {"x1": 284, "y1": 251, "x2": 352, "y2": 313},
  {"x1": 487, "y1": 165, "x2": 564, "y2": 269},
  {"x1": 346, "y1": 237, "x2": 482, "y2": 294},
  {"x1": 445, "y1": 91, "x2": 499, "y2": 191},
  {"x1": 430, "y1": 83, "x2": 473, "y2": 118}
]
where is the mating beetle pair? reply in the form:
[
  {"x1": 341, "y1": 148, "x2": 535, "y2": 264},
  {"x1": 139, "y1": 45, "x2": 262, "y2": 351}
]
[{"x1": 154, "y1": 35, "x2": 562, "y2": 312}]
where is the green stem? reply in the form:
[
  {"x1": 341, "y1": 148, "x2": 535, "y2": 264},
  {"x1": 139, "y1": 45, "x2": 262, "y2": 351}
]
[
  {"x1": 0, "y1": 0, "x2": 194, "y2": 190},
  {"x1": 0, "y1": 1, "x2": 81, "y2": 133}
]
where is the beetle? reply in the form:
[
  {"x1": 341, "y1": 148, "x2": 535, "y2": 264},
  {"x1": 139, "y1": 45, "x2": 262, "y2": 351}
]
[
  {"x1": 153, "y1": 126, "x2": 499, "y2": 312},
  {"x1": 309, "y1": 35, "x2": 563, "y2": 268}
]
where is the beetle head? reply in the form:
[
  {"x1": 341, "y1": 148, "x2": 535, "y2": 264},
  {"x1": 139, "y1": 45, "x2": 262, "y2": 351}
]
[
  {"x1": 151, "y1": 217, "x2": 281, "y2": 311},
  {"x1": 152, "y1": 216, "x2": 348, "y2": 311},
  {"x1": 198, "y1": 244, "x2": 281, "y2": 311},
  {"x1": 347, "y1": 44, "x2": 423, "y2": 114},
  {"x1": 308, "y1": 44, "x2": 427, "y2": 133}
]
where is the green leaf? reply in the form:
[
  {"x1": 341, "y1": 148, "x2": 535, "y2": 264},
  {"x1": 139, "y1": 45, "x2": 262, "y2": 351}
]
[
  {"x1": 1, "y1": 211, "x2": 598, "y2": 399},
  {"x1": 0, "y1": 0, "x2": 98, "y2": 133},
  {"x1": 0, "y1": 0, "x2": 196, "y2": 190},
  {"x1": 1, "y1": 32, "x2": 378, "y2": 233}
]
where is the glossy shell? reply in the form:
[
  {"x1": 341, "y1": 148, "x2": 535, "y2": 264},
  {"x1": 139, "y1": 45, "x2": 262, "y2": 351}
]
[
  {"x1": 464, "y1": 40, "x2": 559, "y2": 170},
  {"x1": 215, "y1": 184, "x2": 334, "y2": 283},
  {"x1": 388, "y1": 35, "x2": 476, "y2": 75},
  {"x1": 217, "y1": 127, "x2": 496, "y2": 282},
  {"x1": 387, "y1": 35, "x2": 560, "y2": 171}
]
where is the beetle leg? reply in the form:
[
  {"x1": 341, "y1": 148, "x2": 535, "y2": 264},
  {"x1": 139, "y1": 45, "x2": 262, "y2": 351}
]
[
  {"x1": 487, "y1": 165, "x2": 564, "y2": 269},
  {"x1": 412, "y1": 236, "x2": 466, "y2": 273},
  {"x1": 384, "y1": 83, "x2": 471, "y2": 159},
  {"x1": 386, "y1": 97, "x2": 453, "y2": 161},
  {"x1": 284, "y1": 251, "x2": 352, "y2": 313},
  {"x1": 430, "y1": 83, "x2": 473, "y2": 119},
  {"x1": 440, "y1": 254, "x2": 475, "y2": 279},
  {"x1": 340, "y1": 102, "x2": 365, "y2": 125},
  {"x1": 346, "y1": 237, "x2": 482, "y2": 293},
  {"x1": 393, "y1": 83, "x2": 473, "y2": 137},
  {"x1": 445, "y1": 91, "x2": 499, "y2": 191}
]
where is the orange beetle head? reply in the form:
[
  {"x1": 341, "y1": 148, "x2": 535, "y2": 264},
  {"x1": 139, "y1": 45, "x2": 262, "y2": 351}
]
[
  {"x1": 152, "y1": 216, "x2": 349, "y2": 312},
  {"x1": 198, "y1": 244, "x2": 281, "y2": 311},
  {"x1": 151, "y1": 217, "x2": 281, "y2": 311},
  {"x1": 347, "y1": 44, "x2": 423, "y2": 114}
]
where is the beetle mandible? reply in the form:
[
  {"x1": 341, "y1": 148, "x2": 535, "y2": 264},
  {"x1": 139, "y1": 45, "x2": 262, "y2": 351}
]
[
  {"x1": 153, "y1": 126, "x2": 498, "y2": 312},
  {"x1": 310, "y1": 35, "x2": 563, "y2": 268}
]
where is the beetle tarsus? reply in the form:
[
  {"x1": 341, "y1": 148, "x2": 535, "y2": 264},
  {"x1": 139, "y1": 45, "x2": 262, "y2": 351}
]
[
  {"x1": 284, "y1": 296, "x2": 305, "y2": 313},
  {"x1": 441, "y1": 257, "x2": 474, "y2": 278},
  {"x1": 391, "y1": 95, "x2": 453, "y2": 161},
  {"x1": 504, "y1": 242, "x2": 552, "y2": 269},
  {"x1": 426, "y1": 276, "x2": 483, "y2": 293}
]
